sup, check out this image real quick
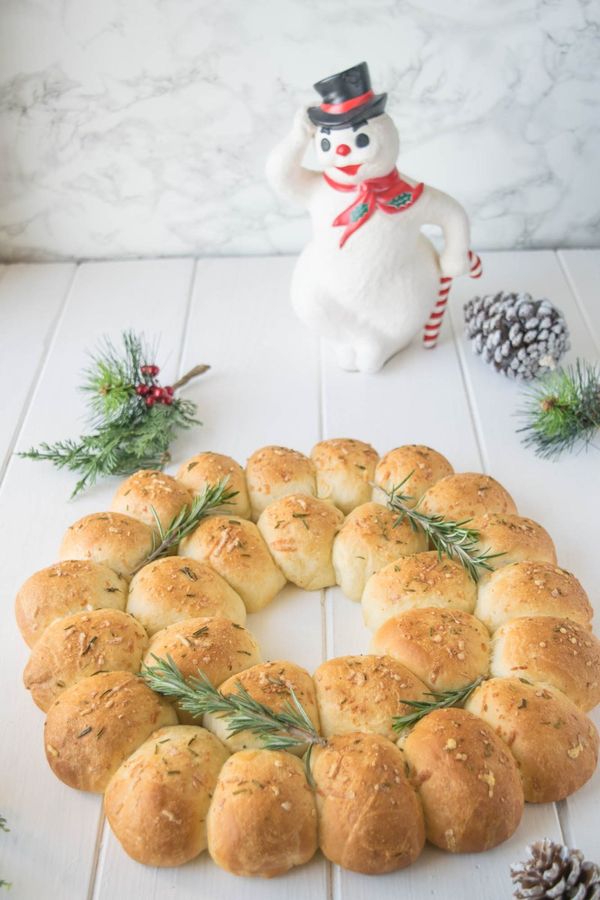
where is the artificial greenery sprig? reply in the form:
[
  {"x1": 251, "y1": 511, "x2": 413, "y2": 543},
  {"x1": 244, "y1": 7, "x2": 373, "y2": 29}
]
[
  {"x1": 141, "y1": 654, "x2": 326, "y2": 783},
  {"x1": 392, "y1": 675, "x2": 488, "y2": 733},
  {"x1": 517, "y1": 359, "x2": 600, "y2": 460},
  {"x1": 132, "y1": 478, "x2": 238, "y2": 575},
  {"x1": 0, "y1": 815, "x2": 10, "y2": 890},
  {"x1": 20, "y1": 331, "x2": 209, "y2": 497},
  {"x1": 384, "y1": 476, "x2": 501, "y2": 582}
]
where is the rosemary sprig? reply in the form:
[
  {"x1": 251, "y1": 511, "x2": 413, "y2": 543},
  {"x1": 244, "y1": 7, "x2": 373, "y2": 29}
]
[
  {"x1": 517, "y1": 359, "x2": 600, "y2": 460},
  {"x1": 392, "y1": 675, "x2": 487, "y2": 732},
  {"x1": 383, "y1": 477, "x2": 501, "y2": 581},
  {"x1": 132, "y1": 478, "x2": 237, "y2": 574},
  {"x1": 141, "y1": 654, "x2": 325, "y2": 783},
  {"x1": 19, "y1": 331, "x2": 209, "y2": 497}
]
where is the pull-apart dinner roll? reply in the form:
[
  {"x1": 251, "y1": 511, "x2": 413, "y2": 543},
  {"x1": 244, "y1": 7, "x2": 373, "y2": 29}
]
[
  {"x1": 332, "y1": 502, "x2": 427, "y2": 602},
  {"x1": 60, "y1": 512, "x2": 153, "y2": 580},
  {"x1": 372, "y1": 444, "x2": 453, "y2": 507},
  {"x1": 144, "y1": 617, "x2": 261, "y2": 723},
  {"x1": 475, "y1": 561, "x2": 593, "y2": 634},
  {"x1": 207, "y1": 749, "x2": 317, "y2": 877},
  {"x1": 490, "y1": 617, "x2": 600, "y2": 712},
  {"x1": 111, "y1": 469, "x2": 192, "y2": 532},
  {"x1": 419, "y1": 473, "x2": 517, "y2": 521},
  {"x1": 15, "y1": 560, "x2": 127, "y2": 647},
  {"x1": 245, "y1": 445, "x2": 316, "y2": 520},
  {"x1": 465, "y1": 677, "x2": 599, "y2": 802},
  {"x1": 371, "y1": 608, "x2": 490, "y2": 691},
  {"x1": 311, "y1": 733, "x2": 425, "y2": 874},
  {"x1": 403, "y1": 708, "x2": 523, "y2": 853},
  {"x1": 105, "y1": 725, "x2": 229, "y2": 867},
  {"x1": 362, "y1": 551, "x2": 476, "y2": 631},
  {"x1": 127, "y1": 556, "x2": 246, "y2": 636},
  {"x1": 176, "y1": 452, "x2": 251, "y2": 519},
  {"x1": 471, "y1": 513, "x2": 556, "y2": 574},
  {"x1": 179, "y1": 515, "x2": 286, "y2": 613},
  {"x1": 313, "y1": 655, "x2": 428, "y2": 740},
  {"x1": 310, "y1": 437, "x2": 378, "y2": 514},
  {"x1": 257, "y1": 494, "x2": 343, "y2": 590},
  {"x1": 204, "y1": 661, "x2": 319, "y2": 754},
  {"x1": 24, "y1": 608, "x2": 148, "y2": 711},
  {"x1": 44, "y1": 671, "x2": 177, "y2": 792}
]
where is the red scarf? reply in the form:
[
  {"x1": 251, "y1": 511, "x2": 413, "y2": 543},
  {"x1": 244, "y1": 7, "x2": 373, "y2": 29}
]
[{"x1": 324, "y1": 169, "x2": 424, "y2": 248}]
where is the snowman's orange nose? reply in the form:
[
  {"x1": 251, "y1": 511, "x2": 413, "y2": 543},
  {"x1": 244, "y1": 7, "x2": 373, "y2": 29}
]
[{"x1": 336, "y1": 144, "x2": 351, "y2": 156}]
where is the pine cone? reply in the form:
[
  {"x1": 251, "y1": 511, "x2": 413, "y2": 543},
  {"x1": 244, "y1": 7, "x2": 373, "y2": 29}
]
[
  {"x1": 463, "y1": 292, "x2": 570, "y2": 381},
  {"x1": 511, "y1": 839, "x2": 600, "y2": 899}
]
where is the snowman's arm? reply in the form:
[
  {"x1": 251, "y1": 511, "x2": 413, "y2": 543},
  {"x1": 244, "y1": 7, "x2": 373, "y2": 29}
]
[
  {"x1": 418, "y1": 185, "x2": 471, "y2": 278},
  {"x1": 265, "y1": 111, "x2": 320, "y2": 207}
]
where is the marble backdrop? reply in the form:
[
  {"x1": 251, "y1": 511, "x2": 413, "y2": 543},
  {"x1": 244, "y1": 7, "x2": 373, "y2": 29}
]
[{"x1": 0, "y1": 0, "x2": 598, "y2": 261}]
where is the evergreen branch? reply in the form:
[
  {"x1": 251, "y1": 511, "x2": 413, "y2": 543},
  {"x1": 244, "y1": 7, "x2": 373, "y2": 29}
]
[
  {"x1": 516, "y1": 359, "x2": 600, "y2": 460},
  {"x1": 383, "y1": 477, "x2": 502, "y2": 582},
  {"x1": 392, "y1": 675, "x2": 488, "y2": 732},
  {"x1": 132, "y1": 478, "x2": 238, "y2": 573},
  {"x1": 141, "y1": 655, "x2": 325, "y2": 783}
]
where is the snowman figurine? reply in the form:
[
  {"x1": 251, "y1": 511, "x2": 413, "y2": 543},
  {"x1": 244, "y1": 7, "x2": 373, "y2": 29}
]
[{"x1": 266, "y1": 62, "x2": 478, "y2": 373}]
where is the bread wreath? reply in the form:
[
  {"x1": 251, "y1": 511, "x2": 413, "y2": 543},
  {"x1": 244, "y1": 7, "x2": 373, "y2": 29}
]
[{"x1": 15, "y1": 441, "x2": 600, "y2": 876}]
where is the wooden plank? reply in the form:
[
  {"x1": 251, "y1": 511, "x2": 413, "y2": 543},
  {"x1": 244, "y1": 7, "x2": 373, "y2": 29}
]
[
  {"x1": 0, "y1": 260, "x2": 195, "y2": 900},
  {"x1": 448, "y1": 250, "x2": 600, "y2": 860},
  {"x1": 92, "y1": 256, "x2": 329, "y2": 900},
  {"x1": 321, "y1": 254, "x2": 562, "y2": 898},
  {"x1": 0, "y1": 263, "x2": 75, "y2": 479},
  {"x1": 558, "y1": 250, "x2": 600, "y2": 348}
]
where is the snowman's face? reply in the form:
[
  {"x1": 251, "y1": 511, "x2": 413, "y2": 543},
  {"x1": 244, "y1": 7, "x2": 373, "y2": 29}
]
[{"x1": 314, "y1": 113, "x2": 400, "y2": 185}]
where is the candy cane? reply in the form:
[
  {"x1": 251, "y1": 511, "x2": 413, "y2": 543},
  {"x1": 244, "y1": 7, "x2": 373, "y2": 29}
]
[{"x1": 423, "y1": 251, "x2": 482, "y2": 349}]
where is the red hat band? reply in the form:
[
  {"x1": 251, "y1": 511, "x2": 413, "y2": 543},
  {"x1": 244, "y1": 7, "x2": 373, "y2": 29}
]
[{"x1": 320, "y1": 90, "x2": 375, "y2": 115}]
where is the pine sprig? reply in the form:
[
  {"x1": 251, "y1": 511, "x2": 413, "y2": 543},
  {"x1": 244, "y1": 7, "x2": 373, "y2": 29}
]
[
  {"x1": 0, "y1": 815, "x2": 10, "y2": 890},
  {"x1": 392, "y1": 675, "x2": 487, "y2": 732},
  {"x1": 133, "y1": 478, "x2": 237, "y2": 574},
  {"x1": 19, "y1": 331, "x2": 208, "y2": 496},
  {"x1": 384, "y1": 477, "x2": 501, "y2": 582},
  {"x1": 517, "y1": 359, "x2": 600, "y2": 460},
  {"x1": 141, "y1": 655, "x2": 325, "y2": 783}
]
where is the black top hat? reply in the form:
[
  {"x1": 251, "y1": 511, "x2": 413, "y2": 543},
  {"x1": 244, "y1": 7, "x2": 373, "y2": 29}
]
[{"x1": 308, "y1": 62, "x2": 387, "y2": 129}]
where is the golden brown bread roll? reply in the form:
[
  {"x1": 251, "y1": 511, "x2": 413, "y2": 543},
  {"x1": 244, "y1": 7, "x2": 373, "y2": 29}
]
[
  {"x1": 471, "y1": 513, "x2": 557, "y2": 574},
  {"x1": 176, "y1": 452, "x2": 251, "y2": 519},
  {"x1": 403, "y1": 708, "x2": 523, "y2": 852},
  {"x1": 475, "y1": 561, "x2": 593, "y2": 633},
  {"x1": 15, "y1": 560, "x2": 127, "y2": 647},
  {"x1": 372, "y1": 444, "x2": 453, "y2": 508},
  {"x1": 370, "y1": 608, "x2": 490, "y2": 691},
  {"x1": 245, "y1": 445, "x2": 316, "y2": 521},
  {"x1": 127, "y1": 556, "x2": 246, "y2": 636},
  {"x1": 465, "y1": 677, "x2": 599, "y2": 802},
  {"x1": 44, "y1": 671, "x2": 177, "y2": 792},
  {"x1": 179, "y1": 515, "x2": 286, "y2": 613},
  {"x1": 144, "y1": 617, "x2": 261, "y2": 723},
  {"x1": 24, "y1": 608, "x2": 148, "y2": 712},
  {"x1": 313, "y1": 655, "x2": 428, "y2": 740},
  {"x1": 111, "y1": 469, "x2": 192, "y2": 531},
  {"x1": 310, "y1": 437, "x2": 378, "y2": 514},
  {"x1": 419, "y1": 472, "x2": 517, "y2": 521},
  {"x1": 207, "y1": 749, "x2": 317, "y2": 877},
  {"x1": 332, "y1": 502, "x2": 427, "y2": 602},
  {"x1": 59, "y1": 512, "x2": 153, "y2": 580},
  {"x1": 362, "y1": 551, "x2": 477, "y2": 631},
  {"x1": 257, "y1": 494, "x2": 344, "y2": 590},
  {"x1": 490, "y1": 616, "x2": 600, "y2": 711},
  {"x1": 311, "y1": 732, "x2": 425, "y2": 874},
  {"x1": 105, "y1": 725, "x2": 229, "y2": 866},
  {"x1": 204, "y1": 661, "x2": 320, "y2": 754}
]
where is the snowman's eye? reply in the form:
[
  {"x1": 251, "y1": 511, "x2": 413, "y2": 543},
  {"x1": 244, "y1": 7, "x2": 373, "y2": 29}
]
[
  {"x1": 320, "y1": 138, "x2": 331, "y2": 151},
  {"x1": 355, "y1": 133, "x2": 370, "y2": 148}
]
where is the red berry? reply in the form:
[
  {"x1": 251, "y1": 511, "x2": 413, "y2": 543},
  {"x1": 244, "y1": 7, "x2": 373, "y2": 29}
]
[
  {"x1": 152, "y1": 386, "x2": 163, "y2": 398},
  {"x1": 150, "y1": 365, "x2": 160, "y2": 377},
  {"x1": 164, "y1": 385, "x2": 174, "y2": 396},
  {"x1": 135, "y1": 384, "x2": 149, "y2": 396},
  {"x1": 145, "y1": 396, "x2": 155, "y2": 407},
  {"x1": 162, "y1": 395, "x2": 173, "y2": 405},
  {"x1": 140, "y1": 365, "x2": 152, "y2": 375}
]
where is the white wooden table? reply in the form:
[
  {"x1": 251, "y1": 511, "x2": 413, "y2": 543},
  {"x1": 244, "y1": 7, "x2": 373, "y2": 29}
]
[{"x1": 0, "y1": 250, "x2": 598, "y2": 900}]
